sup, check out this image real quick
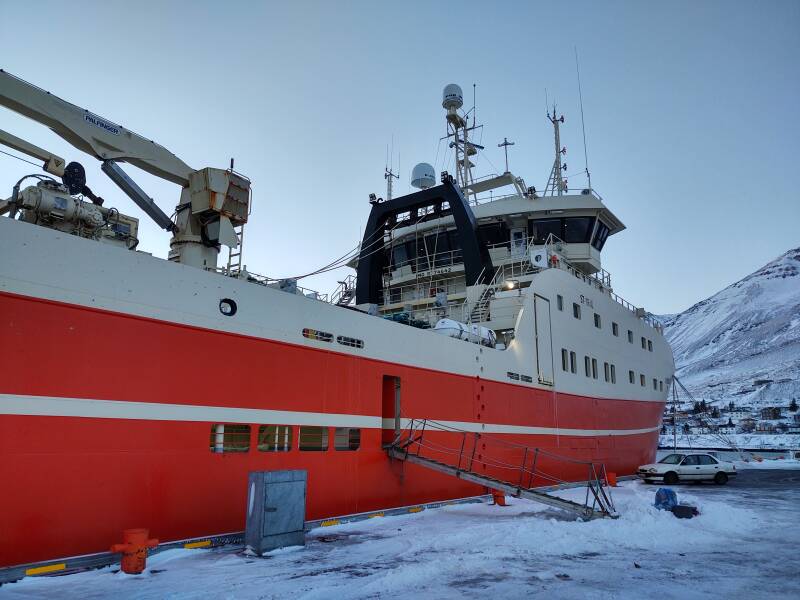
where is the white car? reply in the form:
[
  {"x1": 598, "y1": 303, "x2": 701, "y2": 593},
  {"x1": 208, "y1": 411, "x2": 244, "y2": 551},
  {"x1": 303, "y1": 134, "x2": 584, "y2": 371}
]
[{"x1": 637, "y1": 453, "x2": 737, "y2": 485}]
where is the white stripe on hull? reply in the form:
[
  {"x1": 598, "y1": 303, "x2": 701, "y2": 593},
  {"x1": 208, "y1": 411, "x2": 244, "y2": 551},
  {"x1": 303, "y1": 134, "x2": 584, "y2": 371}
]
[{"x1": 0, "y1": 393, "x2": 659, "y2": 438}]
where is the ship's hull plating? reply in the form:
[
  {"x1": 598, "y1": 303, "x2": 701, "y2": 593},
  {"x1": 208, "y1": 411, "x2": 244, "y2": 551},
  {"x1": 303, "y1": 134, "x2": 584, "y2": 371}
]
[{"x1": 0, "y1": 219, "x2": 668, "y2": 567}]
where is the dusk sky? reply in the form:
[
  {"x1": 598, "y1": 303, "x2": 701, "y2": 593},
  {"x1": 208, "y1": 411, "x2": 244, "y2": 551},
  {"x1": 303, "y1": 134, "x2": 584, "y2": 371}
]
[{"x1": 1, "y1": 0, "x2": 798, "y2": 314}]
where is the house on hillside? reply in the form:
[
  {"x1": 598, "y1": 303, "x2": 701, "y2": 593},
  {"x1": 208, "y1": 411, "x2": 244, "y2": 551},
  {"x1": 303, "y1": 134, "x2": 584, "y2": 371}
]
[
  {"x1": 756, "y1": 421, "x2": 775, "y2": 433},
  {"x1": 760, "y1": 407, "x2": 782, "y2": 420},
  {"x1": 793, "y1": 413, "x2": 800, "y2": 425},
  {"x1": 728, "y1": 407, "x2": 753, "y2": 419},
  {"x1": 739, "y1": 417, "x2": 756, "y2": 433}
]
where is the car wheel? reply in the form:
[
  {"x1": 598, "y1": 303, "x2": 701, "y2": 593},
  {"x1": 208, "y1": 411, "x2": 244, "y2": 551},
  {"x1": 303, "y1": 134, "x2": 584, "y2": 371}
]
[
  {"x1": 664, "y1": 472, "x2": 678, "y2": 485},
  {"x1": 714, "y1": 472, "x2": 728, "y2": 485}
]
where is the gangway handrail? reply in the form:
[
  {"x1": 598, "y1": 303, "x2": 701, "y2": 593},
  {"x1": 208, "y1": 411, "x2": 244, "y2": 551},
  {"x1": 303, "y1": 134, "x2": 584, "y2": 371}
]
[{"x1": 391, "y1": 418, "x2": 617, "y2": 519}]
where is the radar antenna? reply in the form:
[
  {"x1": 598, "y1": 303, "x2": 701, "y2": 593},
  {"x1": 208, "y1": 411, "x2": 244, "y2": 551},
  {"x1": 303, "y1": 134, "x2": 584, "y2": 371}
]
[
  {"x1": 442, "y1": 84, "x2": 482, "y2": 202},
  {"x1": 384, "y1": 139, "x2": 399, "y2": 200}
]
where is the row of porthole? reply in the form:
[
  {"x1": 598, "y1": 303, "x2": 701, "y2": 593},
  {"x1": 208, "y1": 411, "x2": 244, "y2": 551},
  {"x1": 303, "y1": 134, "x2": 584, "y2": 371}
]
[
  {"x1": 302, "y1": 328, "x2": 365, "y2": 349},
  {"x1": 560, "y1": 348, "x2": 666, "y2": 392},
  {"x1": 557, "y1": 294, "x2": 655, "y2": 352},
  {"x1": 209, "y1": 424, "x2": 361, "y2": 453}
]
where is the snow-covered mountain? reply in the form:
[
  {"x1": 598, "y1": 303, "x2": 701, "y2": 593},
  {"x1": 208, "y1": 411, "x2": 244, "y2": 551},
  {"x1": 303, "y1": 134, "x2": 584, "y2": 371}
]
[{"x1": 659, "y1": 247, "x2": 800, "y2": 410}]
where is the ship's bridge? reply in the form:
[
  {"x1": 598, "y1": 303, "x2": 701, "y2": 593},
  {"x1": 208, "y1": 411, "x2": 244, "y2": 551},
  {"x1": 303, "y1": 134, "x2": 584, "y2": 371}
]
[{"x1": 382, "y1": 180, "x2": 624, "y2": 288}]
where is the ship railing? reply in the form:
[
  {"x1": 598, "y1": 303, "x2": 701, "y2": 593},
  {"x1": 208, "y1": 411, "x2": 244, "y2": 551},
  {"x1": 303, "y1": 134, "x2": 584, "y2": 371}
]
[
  {"x1": 543, "y1": 234, "x2": 661, "y2": 330},
  {"x1": 393, "y1": 418, "x2": 617, "y2": 518},
  {"x1": 206, "y1": 266, "x2": 329, "y2": 303}
]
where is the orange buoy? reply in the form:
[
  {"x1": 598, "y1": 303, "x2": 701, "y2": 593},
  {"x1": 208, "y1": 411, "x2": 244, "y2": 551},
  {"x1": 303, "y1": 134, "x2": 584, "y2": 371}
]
[
  {"x1": 111, "y1": 528, "x2": 159, "y2": 574},
  {"x1": 606, "y1": 472, "x2": 618, "y2": 487},
  {"x1": 490, "y1": 489, "x2": 508, "y2": 506}
]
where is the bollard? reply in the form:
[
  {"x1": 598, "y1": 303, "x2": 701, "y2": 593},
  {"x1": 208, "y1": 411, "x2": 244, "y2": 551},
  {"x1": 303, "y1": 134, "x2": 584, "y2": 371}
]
[
  {"x1": 111, "y1": 528, "x2": 159, "y2": 574},
  {"x1": 490, "y1": 489, "x2": 508, "y2": 506}
]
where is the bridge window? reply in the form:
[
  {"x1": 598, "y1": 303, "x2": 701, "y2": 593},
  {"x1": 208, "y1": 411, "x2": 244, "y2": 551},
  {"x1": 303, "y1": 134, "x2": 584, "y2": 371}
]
[
  {"x1": 592, "y1": 221, "x2": 610, "y2": 251},
  {"x1": 659, "y1": 380, "x2": 664, "y2": 392},
  {"x1": 584, "y1": 356, "x2": 591, "y2": 377},
  {"x1": 611, "y1": 364, "x2": 617, "y2": 384},
  {"x1": 592, "y1": 358, "x2": 598, "y2": 379},
  {"x1": 604, "y1": 362, "x2": 610, "y2": 382},
  {"x1": 557, "y1": 295, "x2": 564, "y2": 311},
  {"x1": 594, "y1": 313, "x2": 602, "y2": 329},
  {"x1": 209, "y1": 424, "x2": 250, "y2": 453},
  {"x1": 641, "y1": 336, "x2": 647, "y2": 350},
  {"x1": 563, "y1": 217, "x2": 594, "y2": 243},
  {"x1": 335, "y1": 428, "x2": 361, "y2": 451},
  {"x1": 628, "y1": 330, "x2": 633, "y2": 343},
  {"x1": 570, "y1": 351, "x2": 577, "y2": 373},
  {"x1": 629, "y1": 370, "x2": 635, "y2": 384},
  {"x1": 653, "y1": 378, "x2": 658, "y2": 390},
  {"x1": 648, "y1": 339, "x2": 653, "y2": 352},
  {"x1": 561, "y1": 349, "x2": 569, "y2": 372},
  {"x1": 640, "y1": 374, "x2": 646, "y2": 387},
  {"x1": 573, "y1": 303, "x2": 581, "y2": 319},
  {"x1": 258, "y1": 425, "x2": 292, "y2": 452},
  {"x1": 612, "y1": 322, "x2": 619, "y2": 336},
  {"x1": 530, "y1": 219, "x2": 562, "y2": 244},
  {"x1": 299, "y1": 426, "x2": 329, "y2": 451}
]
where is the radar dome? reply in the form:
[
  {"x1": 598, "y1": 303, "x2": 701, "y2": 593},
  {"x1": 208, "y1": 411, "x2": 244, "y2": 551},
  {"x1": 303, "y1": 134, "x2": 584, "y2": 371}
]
[
  {"x1": 442, "y1": 84, "x2": 463, "y2": 110},
  {"x1": 411, "y1": 163, "x2": 436, "y2": 189}
]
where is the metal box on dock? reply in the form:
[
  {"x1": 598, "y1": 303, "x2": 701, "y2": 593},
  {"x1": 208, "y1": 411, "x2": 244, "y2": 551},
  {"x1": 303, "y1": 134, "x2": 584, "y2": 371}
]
[{"x1": 245, "y1": 470, "x2": 307, "y2": 555}]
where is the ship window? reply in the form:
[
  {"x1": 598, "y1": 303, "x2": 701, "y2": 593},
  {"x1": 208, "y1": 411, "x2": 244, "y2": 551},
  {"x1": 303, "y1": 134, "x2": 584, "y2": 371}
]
[
  {"x1": 653, "y1": 378, "x2": 658, "y2": 390},
  {"x1": 573, "y1": 303, "x2": 581, "y2": 319},
  {"x1": 627, "y1": 330, "x2": 633, "y2": 343},
  {"x1": 334, "y1": 427, "x2": 361, "y2": 451},
  {"x1": 530, "y1": 219, "x2": 563, "y2": 245},
  {"x1": 659, "y1": 380, "x2": 664, "y2": 392},
  {"x1": 570, "y1": 351, "x2": 577, "y2": 373},
  {"x1": 561, "y1": 349, "x2": 569, "y2": 372},
  {"x1": 303, "y1": 328, "x2": 333, "y2": 342},
  {"x1": 594, "y1": 313, "x2": 602, "y2": 329},
  {"x1": 258, "y1": 425, "x2": 292, "y2": 452},
  {"x1": 520, "y1": 374, "x2": 533, "y2": 383},
  {"x1": 584, "y1": 356, "x2": 591, "y2": 377},
  {"x1": 592, "y1": 358, "x2": 598, "y2": 379},
  {"x1": 612, "y1": 322, "x2": 619, "y2": 336},
  {"x1": 479, "y1": 222, "x2": 510, "y2": 248},
  {"x1": 563, "y1": 217, "x2": 594, "y2": 243},
  {"x1": 209, "y1": 424, "x2": 250, "y2": 453},
  {"x1": 629, "y1": 370, "x2": 635, "y2": 384},
  {"x1": 592, "y1": 221, "x2": 610, "y2": 251},
  {"x1": 641, "y1": 336, "x2": 647, "y2": 350},
  {"x1": 337, "y1": 335, "x2": 364, "y2": 349},
  {"x1": 648, "y1": 339, "x2": 653, "y2": 352},
  {"x1": 640, "y1": 374, "x2": 646, "y2": 387},
  {"x1": 299, "y1": 426, "x2": 329, "y2": 451},
  {"x1": 392, "y1": 244, "x2": 409, "y2": 268},
  {"x1": 604, "y1": 362, "x2": 610, "y2": 382},
  {"x1": 507, "y1": 371, "x2": 520, "y2": 381},
  {"x1": 611, "y1": 364, "x2": 617, "y2": 384},
  {"x1": 557, "y1": 295, "x2": 564, "y2": 311}
]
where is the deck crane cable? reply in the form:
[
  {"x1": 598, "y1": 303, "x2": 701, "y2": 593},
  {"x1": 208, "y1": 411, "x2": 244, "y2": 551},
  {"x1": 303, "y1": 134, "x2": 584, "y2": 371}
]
[{"x1": 0, "y1": 148, "x2": 43, "y2": 168}]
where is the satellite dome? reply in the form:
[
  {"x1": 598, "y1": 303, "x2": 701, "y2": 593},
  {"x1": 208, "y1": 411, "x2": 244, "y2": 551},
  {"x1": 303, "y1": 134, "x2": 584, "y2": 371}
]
[
  {"x1": 411, "y1": 163, "x2": 436, "y2": 189},
  {"x1": 442, "y1": 84, "x2": 463, "y2": 110}
]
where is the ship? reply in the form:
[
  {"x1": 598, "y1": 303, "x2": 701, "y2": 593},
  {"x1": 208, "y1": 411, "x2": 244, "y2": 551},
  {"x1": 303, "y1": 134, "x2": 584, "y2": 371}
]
[{"x1": 0, "y1": 72, "x2": 674, "y2": 570}]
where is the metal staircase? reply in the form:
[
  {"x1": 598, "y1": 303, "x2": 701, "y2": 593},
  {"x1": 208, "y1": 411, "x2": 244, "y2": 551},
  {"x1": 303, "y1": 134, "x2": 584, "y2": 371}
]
[
  {"x1": 331, "y1": 274, "x2": 357, "y2": 306},
  {"x1": 388, "y1": 419, "x2": 617, "y2": 520}
]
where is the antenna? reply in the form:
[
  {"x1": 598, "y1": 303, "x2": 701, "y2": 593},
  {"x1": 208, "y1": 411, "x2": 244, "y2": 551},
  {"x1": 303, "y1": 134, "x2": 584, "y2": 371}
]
[
  {"x1": 385, "y1": 140, "x2": 399, "y2": 201},
  {"x1": 574, "y1": 47, "x2": 591, "y2": 189},
  {"x1": 544, "y1": 103, "x2": 567, "y2": 196},
  {"x1": 498, "y1": 137, "x2": 515, "y2": 173}
]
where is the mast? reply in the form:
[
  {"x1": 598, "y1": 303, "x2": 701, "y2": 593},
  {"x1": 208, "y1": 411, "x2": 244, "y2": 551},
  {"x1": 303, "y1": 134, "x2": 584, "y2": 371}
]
[
  {"x1": 443, "y1": 84, "x2": 480, "y2": 202},
  {"x1": 544, "y1": 106, "x2": 568, "y2": 196}
]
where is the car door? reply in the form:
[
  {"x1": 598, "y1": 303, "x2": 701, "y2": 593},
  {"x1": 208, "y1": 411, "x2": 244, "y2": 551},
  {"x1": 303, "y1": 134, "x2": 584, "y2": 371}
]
[
  {"x1": 679, "y1": 454, "x2": 701, "y2": 479},
  {"x1": 697, "y1": 454, "x2": 719, "y2": 477}
]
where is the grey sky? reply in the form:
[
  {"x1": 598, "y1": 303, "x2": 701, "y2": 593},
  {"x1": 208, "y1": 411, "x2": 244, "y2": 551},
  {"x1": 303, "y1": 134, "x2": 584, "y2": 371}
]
[{"x1": 1, "y1": 0, "x2": 798, "y2": 314}]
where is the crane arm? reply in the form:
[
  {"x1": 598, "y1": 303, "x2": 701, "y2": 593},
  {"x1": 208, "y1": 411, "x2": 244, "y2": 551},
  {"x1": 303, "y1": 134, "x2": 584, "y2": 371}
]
[
  {"x1": 0, "y1": 69, "x2": 193, "y2": 186},
  {"x1": 0, "y1": 128, "x2": 65, "y2": 176}
]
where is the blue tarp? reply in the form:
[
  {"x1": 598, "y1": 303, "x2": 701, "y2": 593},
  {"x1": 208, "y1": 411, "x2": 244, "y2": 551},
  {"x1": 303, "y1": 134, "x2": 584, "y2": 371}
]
[{"x1": 654, "y1": 488, "x2": 678, "y2": 510}]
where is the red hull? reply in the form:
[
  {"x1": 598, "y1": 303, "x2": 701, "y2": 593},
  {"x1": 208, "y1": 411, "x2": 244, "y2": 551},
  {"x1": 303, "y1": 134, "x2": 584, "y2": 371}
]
[{"x1": 0, "y1": 292, "x2": 662, "y2": 567}]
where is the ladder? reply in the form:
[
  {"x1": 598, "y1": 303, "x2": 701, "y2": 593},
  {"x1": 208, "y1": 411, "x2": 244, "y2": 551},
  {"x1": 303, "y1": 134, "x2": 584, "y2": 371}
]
[
  {"x1": 226, "y1": 223, "x2": 245, "y2": 276},
  {"x1": 388, "y1": 419, "x2": 617, "y2": 520}
]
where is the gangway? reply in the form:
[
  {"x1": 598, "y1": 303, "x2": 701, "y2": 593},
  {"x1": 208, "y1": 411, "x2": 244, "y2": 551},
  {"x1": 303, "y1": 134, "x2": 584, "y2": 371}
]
[{"x1": 387, "y1": 419, "x2": 618, "y2": 520}]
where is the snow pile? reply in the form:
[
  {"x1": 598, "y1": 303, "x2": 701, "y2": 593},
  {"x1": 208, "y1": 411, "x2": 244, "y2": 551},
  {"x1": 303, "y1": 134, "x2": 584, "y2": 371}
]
[{"x1": 5, "y1": 481, "x2": 793, "y2": 599}]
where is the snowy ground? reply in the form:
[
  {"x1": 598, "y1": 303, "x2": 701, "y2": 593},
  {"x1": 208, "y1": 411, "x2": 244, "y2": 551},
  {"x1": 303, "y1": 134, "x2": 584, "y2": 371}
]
[{"x1": 3, "y1": 472, "x2": 799, "y2": 600}]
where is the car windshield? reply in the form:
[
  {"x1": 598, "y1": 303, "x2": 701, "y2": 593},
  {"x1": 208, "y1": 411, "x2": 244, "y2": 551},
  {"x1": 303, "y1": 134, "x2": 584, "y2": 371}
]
[{"x1": 659, "y1": 454, "x2": 685, "y2": 464}]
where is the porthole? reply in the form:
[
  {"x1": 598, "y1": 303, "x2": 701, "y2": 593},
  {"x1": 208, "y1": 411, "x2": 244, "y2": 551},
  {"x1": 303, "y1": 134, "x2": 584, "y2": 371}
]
[{"x1": 219, "y1": 298, "x2": 238, "y2": 316}]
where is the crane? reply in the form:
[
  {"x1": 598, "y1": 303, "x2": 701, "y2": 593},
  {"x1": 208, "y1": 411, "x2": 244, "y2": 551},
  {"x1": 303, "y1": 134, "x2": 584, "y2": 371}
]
[{"x1": 0, "y1": 69, "x2": 250, "y2": 270}]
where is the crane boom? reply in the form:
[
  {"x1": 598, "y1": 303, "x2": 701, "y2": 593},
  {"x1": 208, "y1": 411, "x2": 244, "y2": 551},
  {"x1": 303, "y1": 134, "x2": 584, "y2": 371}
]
[{"x1": 0, "y1": 69, "x2": 193, "y2": 186}]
